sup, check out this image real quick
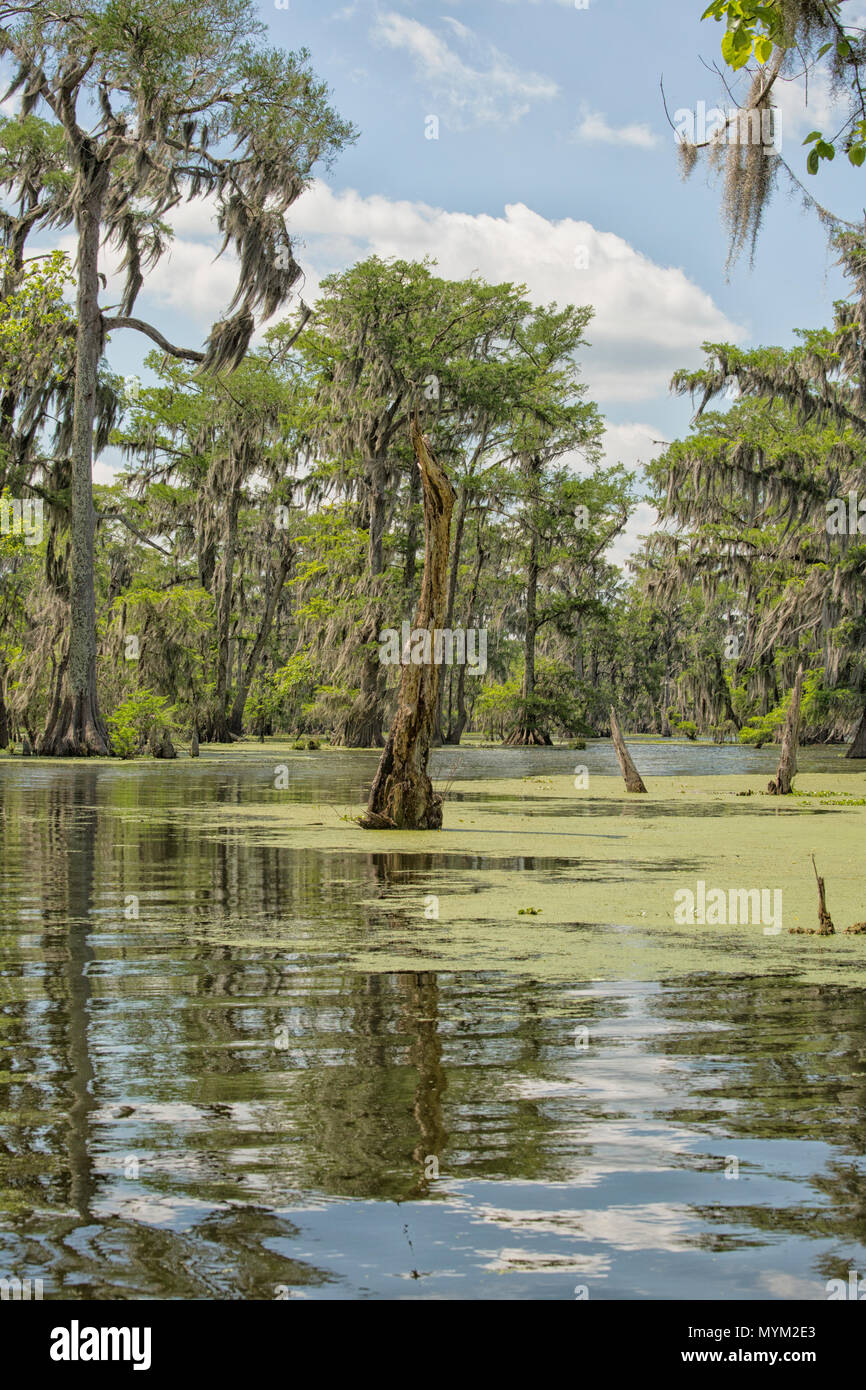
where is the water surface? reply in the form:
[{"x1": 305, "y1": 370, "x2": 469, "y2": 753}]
[{"x1": 1, "y1": 743, "x2": 865, "y2": 1299}]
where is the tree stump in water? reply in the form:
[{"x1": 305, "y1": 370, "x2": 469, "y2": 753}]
[
  {"x1": 149, "y1": 727, "x2": 177, "y2": 759},
  {"x1": 190, "y1": 730, "x2": 200, "y2": 758},
  {"x1": 359, "y1": 417, "x2": 455, "y2": 830},
  {"x1": 812, "y1": 854, "x2": 835, "y2": 935},
  {"x1": 610, "y1": 706, "x2": 647, "y2": 793},
  {"x1": 790, "y1": 855, "x2": 835, "y2": 934},
  {"x1": 768, "y1": 664, "x2": 803, "y2": 795}
]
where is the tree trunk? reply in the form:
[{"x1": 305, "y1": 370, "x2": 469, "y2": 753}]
[
  {"x1": 359, "y1": 419, "x2": 455, "y2": 830},
  {"x1": 524, "y1": 520, "x2": 538, "y2": 701},
  {"x1": 507, "y1": 492, "x2": 550, "y2": 745},
  {"x1": 403, "y1": 460, "x2": 421, "y2": 597},
  {"x1": 768, "y1": 664, "x2": 803, "y2": 795},
  {"x1": 228, "y1": 539, "x2": 293, "y2": 735},
  {"x1": 610, "y1": 706, "x2": 647, "y2": 792},
  {"x1": 204, "y1": 487, "x2": 240, "y2": 742},
  {"x1": 846, "y1": 703, "x2": 866, "y2": 758},
  {"x1": 339, "y1": 464, "x2": 388, "y2": 747},
  {"x1": 39, "y1": 173, "x2": 110, "y2": 755},
  {"x1": 812, "y1": 854, "x2": 835, "y2": 935},
  {"x1": 444, "y1": 531, "x2": 485, "y2": 746},
  {"x1": 434, "y1": 482, "x2": 467, "y2": 742},
  {"x1": 148, "y1": 727, "x2": 177, "y2": 759}
]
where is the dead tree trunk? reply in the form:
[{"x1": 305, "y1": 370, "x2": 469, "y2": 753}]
[
  {"x1": 811, "y1": 855, "x2": 835, "y2": 935},
  {"x1": 359, "y1": 418, "x2": 455, "y2": 830},
  {"x1": 846, "y1": 704, "x2": 866, "y2": 758},
  {"x1": 768, "y1": 664, "x2": 803, "y2": 795},
  {"x1": 610, "y1": 706, "x2": 647, "y2": 792}
]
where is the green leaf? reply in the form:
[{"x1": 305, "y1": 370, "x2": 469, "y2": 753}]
[
  {"x1": 753, "y1": 34, "x2": 773, "y2": 64},
  {"x1": 849, "y1": 145, "x2": 866, "y2": 167},
  {"x1": 837, "y1": 37, "x2": 852, "y2": 59},
  {"x1": 817, "y1": 41, "x2": 833, "y2": 59},
  {"x1": 722, "y1": 24, "x2": 753, "y2": 69},
  {"x1": 802, "y1": 131, "x2": 822, "y2": 144},
  {"x1": 720, "y1": 28, "x2": 736, "y2": 63},
  {"x1": 807, "y1": 147, "x2": 820, "y2": 175}
]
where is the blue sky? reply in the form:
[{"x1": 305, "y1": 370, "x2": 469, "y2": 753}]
[{"x1": 6, "y1": 0, "x2": 863, "y2": 559}]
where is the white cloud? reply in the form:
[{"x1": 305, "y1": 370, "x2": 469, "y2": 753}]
[
  {"x1": 139, "y1": 235, "x2": 240, "y2": 324},
  {"x1": 759, "y1": 1271, "x2": 827, "y2": 1300},
  {"x1": 599, "y1": 423, "x2": 662, "y2": 566},
  {"x1": 602, "y1": 421, "x2": 664, "y2": 472},
  {"x1": 52, "y1": 210, "x2": 241, "y2": 335},
  {"x1": 574, "y1": 108, "x2": 660, "y2": 149},
  {"x1": 608, "y1": 498, "x2": 656, "y2": 570},
  {"x1": 770, "y1": 63, "x2": 840, "y2": 145},
  {"x1": 371, "y1": 11, "x2": 558, "y2": 127},
  {"x1": 286, "y1": 182, "x2": 745, "y2": 407},
  {"x1": 41, "y1": 179, "x2": 741, "y2": 422},
  {"x1": 93, "y1": 457, "x2": 120, "y2": 485}
]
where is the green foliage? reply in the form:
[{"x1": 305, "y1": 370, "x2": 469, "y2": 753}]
[
  {"x1": 477, "y1": 658, "x2": 589, "y2": 741},
  {"x1": 702, "y1": 1, "x2": 866, "y2": 172},
  {"x1": 106, "y1": 690, "x2": 176, "y2": 759},
  {"x1": 0, "y1": 249, "x2": 74, "y2": 395},
  {"x1": 702, "y1": 1, "x2": 786, "y2": 70}
]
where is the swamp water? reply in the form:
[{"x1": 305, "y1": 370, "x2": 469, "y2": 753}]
[{"x1": 1, "y1": 739, "x2": 866, "y2": 1300}]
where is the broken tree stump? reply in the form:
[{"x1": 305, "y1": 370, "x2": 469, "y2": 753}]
[
  {"x1": 790, "y1": 855, "x2": 835, "y2": 934},
  {"x1": 812, "y1": 854, "x2": 835, "y2": 935},
  {"x1": 768, "y1": 664, "x2": 803, "y2": 795},
  {"x1": 359, "y1": 416, "x2": 456, "y2": 830},
  {"x1": 148, "y1": 727, "x2": 177, "y2": 760},
  {"x1": 609, "y1": 706, "x2": 647, "y2": 793}
]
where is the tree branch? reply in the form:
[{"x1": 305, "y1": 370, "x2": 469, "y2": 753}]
[{"x1": 103, "y1": 316, "x2": 205, "y2": 363}]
